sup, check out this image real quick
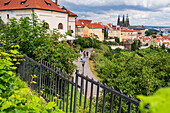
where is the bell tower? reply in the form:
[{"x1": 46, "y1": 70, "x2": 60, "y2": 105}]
[{"x1": 126, "y1": 14, "x2": 130, "y2": 27}]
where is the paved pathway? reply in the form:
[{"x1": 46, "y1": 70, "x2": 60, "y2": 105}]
[{"x1": 72, "y1": 48, "x2": 102, "y2": 98}]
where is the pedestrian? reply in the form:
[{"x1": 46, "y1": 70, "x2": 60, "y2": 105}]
[
  {"x1": 86, "y1": 51, "x2": 89, "y2": 58},
  {"x1": 83, "y1": 51, "x2": 86, "y2": 58},
  {"x1": 81, "y1": 55, "x2": 83, "y2": 60},
  {"x1": 79, "y1": 49, "x2": 81, "y2": 54}
]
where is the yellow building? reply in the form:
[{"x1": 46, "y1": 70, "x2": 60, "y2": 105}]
[
  {"x1": 106, "y1": 24, "x2": 122, "y2": 41},
  {"x1": 76, "y1": 19, "x2": 104, "y2": 41},
  {"x1": 87, "y1": 22, "x2": 104, "y2": 41},
  {"x1": 121, "y1": 29, "x2": 138, "y2": 41}
]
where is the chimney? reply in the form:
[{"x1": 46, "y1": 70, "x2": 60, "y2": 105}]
[{"x1": 55, "y1": 0, "x2": 58, "y2": 5}]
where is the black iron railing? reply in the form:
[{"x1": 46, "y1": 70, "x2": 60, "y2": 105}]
[{"x1": 17, "y1": 55, "x2": 140, "y2": 113}]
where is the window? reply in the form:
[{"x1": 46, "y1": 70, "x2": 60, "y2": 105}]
[
  {"x1": 58, "y1": 23, "x2": 63, "y2": 29},
  {"x1": 7, "y1": 14, "x2": 9, "y2": 19},
  {"x1": 21, "y1": 0, "x2": 27, "y2": 5}
]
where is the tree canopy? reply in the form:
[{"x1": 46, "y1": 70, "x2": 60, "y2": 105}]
[{"x1": 0, "y1": 13, "x2": 79, "y2": 73}]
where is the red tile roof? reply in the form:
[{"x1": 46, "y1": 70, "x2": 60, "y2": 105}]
[
  {"x1": 122, "y1": 39, "x2": 129, "y2": 42},
  {"x1": 143, "y1": 37, "x2": 151, "y2": 41},
  {"x1": 66, "y1": 10, "x2": 77, "y2": 16},
  {"x1": 0, "y1": 0, "x2": 67, "y2": 13},
  {"x1": 87, "y1": 23, "x2": 104, "y2": 29},
  {"x1": 76, "y1": 20, "x2": 81, "y2": 26},
  {"x1": 76, "y1": 19, "x2": 92, "y2": 26},
  {"x1": 104, "y1": 26, "x2": 110, "y2": 30},
  {"x1": 83, "y1": 34, "x2": 89, "y2": 37},
  {"x1": 107, "y1": 24, "x2": 116, "y2": 29},
  {"x1": 121, "y1": 27, "x2": 128, "y2": 30},
  {"x1": 163, "y1": 42, "x2": 168, "y2": 44}
]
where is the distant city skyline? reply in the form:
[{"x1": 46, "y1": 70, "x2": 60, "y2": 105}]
[{"x1": 57, "y1": 0, "x2": 170, "y2": 26}]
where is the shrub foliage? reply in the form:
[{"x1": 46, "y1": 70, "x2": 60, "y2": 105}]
[
  {"x1": 0, "y1": 13, "x2": 79, "y2": 73},
  {"x1": 90, "y1": 45, "x2": 170, "y2": 112}
]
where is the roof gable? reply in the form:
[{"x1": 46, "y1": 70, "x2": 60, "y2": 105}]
[{"x1": 0, "y1": 0, "x2": 67, "y2": 13}]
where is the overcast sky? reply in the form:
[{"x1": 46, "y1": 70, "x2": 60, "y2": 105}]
[{"x1": 58, "y1": 0, "x2": 170, "y2": 26}]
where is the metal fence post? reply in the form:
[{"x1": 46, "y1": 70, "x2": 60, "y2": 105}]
[
  {"x1": 73, "y1": 70, "x2": 79, "y2": 113},
  {"x1": 39, "y1": 58, "x2": 42, "y2": 93}
]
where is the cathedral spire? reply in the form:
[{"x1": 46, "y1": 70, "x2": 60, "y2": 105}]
[
  {"x1": 117, "y1": 15, "x2": 120, "y2": 26},
  {"x1": 126, "y1": 14, "x2": 129, "y2": 20},
  {"x1": 126, "y1": 14, "x2": 130, "y2": 27},
  {"x1": 123, "y1": 15, "x2": 125, "y2": 23}
]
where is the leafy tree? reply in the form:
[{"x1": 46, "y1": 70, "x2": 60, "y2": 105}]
[
  {"x1": 131, "y1": 39, "x2": 141, "y2": 51},
  {"x1": 66, "y1": 30, "x2": 72, "y2": 36},
  {"x1": 162, "y1": 43, "x2": 166, "y2": 50},
  {"x1": 145, "y1": 30, "x2": 157, "y2": 36},
  {"x1": 114, "y1": 37, "x2": 120, "y2": 43},
  {"x1": 104, "y1": 29, "x2": 108, "y2": 39},
  {"x1": 119, "y1": 41, "x2": 124, "y2": 46},
  {"x1": 0, "y1": 13, "x2": 79, "y2": 73},
  {"x1": 152, "y1": 36, "x2": 156, "y2": 38},
  {"x1": 90, "y1": 47, "x2": 170, "y2": 112}
]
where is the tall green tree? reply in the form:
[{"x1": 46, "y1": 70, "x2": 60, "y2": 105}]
[
  {"x1": 131, "y1": 39, "x2": 141, "y2": 51},
  {"x1": 104, "y1": 29, "x2": 108, "y2": 39},
  {"x1": 114, "y1": 37, "x2": 120, "y2": 43}
]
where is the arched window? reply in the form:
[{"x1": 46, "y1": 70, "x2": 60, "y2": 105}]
[{"x1": 58, "y1": 23, "x2": 63, "y2": 29}]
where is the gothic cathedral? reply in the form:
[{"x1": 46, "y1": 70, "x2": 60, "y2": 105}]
[{"x1": 117, "y1": 14, "x2": 130, "y2": 27}]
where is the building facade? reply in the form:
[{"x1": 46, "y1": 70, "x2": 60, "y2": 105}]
[
  {"x1": 0, "y1": 0, "x2": 77, "y2": 37},
  {"x1": 76, "y1": 19, "x2": 104, "y2": 41}
]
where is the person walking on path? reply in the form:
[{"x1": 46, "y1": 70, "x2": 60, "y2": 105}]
[
  {"x1": 86, "y1": 51, "x2": 89, "y2": 58},
  {"x1": 79, "y1": 49, "x2": 81, "y2": 54},
  {"x1": 73, "y1": 48, "x2": 102, "y2": 98},
  {"x1": 80, "y1": 55, "x2": 83, "y2": 60},
  {"x1": 83, "y1": 51, "x2": 86, "y2": 58}
]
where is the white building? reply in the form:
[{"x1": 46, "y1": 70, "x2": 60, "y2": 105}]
[{"x1": 0, "y1": 0, "x2": 77, "y2": 37}]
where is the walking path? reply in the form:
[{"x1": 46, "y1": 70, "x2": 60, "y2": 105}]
[{"x1": 72, "y1": 48, "x2": 102, "y2": 98}]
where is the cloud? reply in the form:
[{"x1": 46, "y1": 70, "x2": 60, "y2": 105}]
[
  {"x1": 63, "y1": 0, "x2": 170, "y2": 8},
  {"x1": 58, "y1": 0, "x2": 170, "y2": 26},
  {"x1": 75, "y1": 7, "x2": 170, "y2": 26}
]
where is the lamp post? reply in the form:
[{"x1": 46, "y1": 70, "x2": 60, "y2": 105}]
[
  {"x1": 80, "y1": 60, "x2": 86, "y2": 94},
  {"x1": 80, "y1": 60, "x2": 86, "y2": 74}
]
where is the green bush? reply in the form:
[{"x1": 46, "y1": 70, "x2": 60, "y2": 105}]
[
  {"x1": 103, "y1": 40, "x2": 117, "y2": 46},
  {"x1": 138, "y1": 87, "x2": 170, "y2": 113},
  {"x1": 90, "y1": 47, "x2": 170, "y2": 112},
  {"x1": 0, "y1": 13, "x2": 79, "y2": 74},
  {"x1": 0, "y1": 44, "x2": 64, "y2": 113}
]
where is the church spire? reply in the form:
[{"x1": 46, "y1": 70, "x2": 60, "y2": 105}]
[
  {"x1": 117, "y1": 15, "x2": 120, "y2": 26},
  {"x1": 126, "y1": 14, "x2": 129, "y2": 20},
  {"x1": 126, "y1": 14, "x2": 130, "y2": 27},
  {"x1": 122, "y1": 15, "x2": 125, "y2": 23}
]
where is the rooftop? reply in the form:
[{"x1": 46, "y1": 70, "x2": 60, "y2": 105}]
[{"x1": 0, "y1": 0, "x2": 76, "y2": 16}]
